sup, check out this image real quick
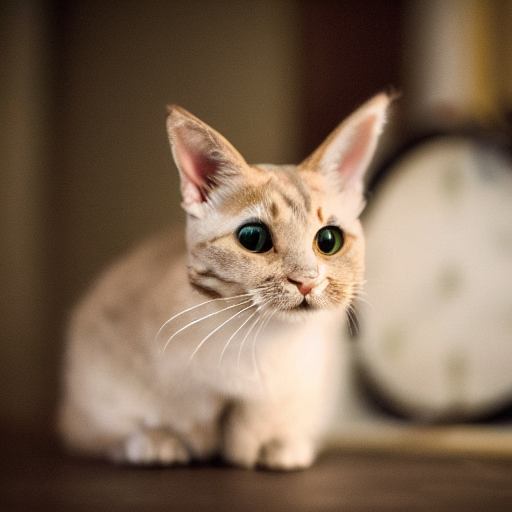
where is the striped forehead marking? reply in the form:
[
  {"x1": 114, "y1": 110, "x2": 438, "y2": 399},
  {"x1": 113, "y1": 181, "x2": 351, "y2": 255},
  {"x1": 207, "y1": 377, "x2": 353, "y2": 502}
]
[
  {"x1": 218, "y1": 185, "x2": 267, "y2": 215},
  {"x1": 280, "y1": 167, "x2": 311, "y2": 212},
  {"x1": 215, "y1": 166, "x2": 317, "y2": 229},
  {"x1": 270, "y1": 201, "x2": 279, "y2": 219},
  {"x1": 269, "y1": 168, "x2": 312, "y2": 223},
  {"x1": 272, "y1": 188, "x2": 309, "y2": 222}
]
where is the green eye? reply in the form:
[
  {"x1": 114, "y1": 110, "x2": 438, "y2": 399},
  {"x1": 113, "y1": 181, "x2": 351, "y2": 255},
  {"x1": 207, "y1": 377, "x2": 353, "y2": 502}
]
[
  {"x1": 315, "y1": 226, "x2": 344, "y2": 255},
  {"x1": 237, "y1": 223, "x2": 273, "y2": 253}
]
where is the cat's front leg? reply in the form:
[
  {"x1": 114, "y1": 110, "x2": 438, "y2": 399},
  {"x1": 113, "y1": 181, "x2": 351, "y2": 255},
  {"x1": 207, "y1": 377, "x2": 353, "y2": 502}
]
[
  {"x1": 113, "y1": 427, "x2": 191, "y2": 466},
  {"x1": 222, "y1": 402, "x2": 318, "y2": 471},
  {"x1": 112, "y1": 406, "x2": 224, "y2": 465},
  {"x1": 258, "y1": 438, "x2": 316, "y2": 470}
]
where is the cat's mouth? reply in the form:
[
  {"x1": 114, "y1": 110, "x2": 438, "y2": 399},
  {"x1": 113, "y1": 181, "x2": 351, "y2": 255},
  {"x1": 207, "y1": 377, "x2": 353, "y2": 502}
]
[
  {"x1": 288, "y1": 298, "x2": 314, "y2": 313},
  {"x1": 299, "y1": 299, "x2": 311, "y2": 309}
]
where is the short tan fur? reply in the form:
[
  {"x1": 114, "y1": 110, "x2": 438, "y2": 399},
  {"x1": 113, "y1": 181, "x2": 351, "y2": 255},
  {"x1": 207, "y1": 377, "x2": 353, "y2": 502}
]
[{"x1": 58, "y1": 94, "x2": 390, "y2": 470}]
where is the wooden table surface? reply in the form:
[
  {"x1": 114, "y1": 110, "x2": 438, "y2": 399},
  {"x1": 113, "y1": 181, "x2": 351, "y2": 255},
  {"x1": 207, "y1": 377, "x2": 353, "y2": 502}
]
[{"x1": 1, "y1": 427, "x2": 511, "y2": 511}]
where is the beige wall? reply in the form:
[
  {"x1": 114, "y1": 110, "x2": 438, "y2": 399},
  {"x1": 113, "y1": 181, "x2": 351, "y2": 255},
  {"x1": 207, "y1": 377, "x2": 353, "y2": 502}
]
[
  {"x1": 0, "y1": 0, "x2": 302, "y2": 431},
  {"x1": 1, "y1": 1, "x2": 54, "y2": 431}
]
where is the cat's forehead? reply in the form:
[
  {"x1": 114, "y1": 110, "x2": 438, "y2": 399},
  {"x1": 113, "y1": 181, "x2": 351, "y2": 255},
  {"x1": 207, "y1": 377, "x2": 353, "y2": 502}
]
[
  {"x1": 212, "y1": 163, "x2": 354, "y2": 237},
  {"x1": 219, "y1": 165, "x2": 316, "y2": 220},
  {"x1": 259, "y1": 165, "x2": 312, "y2": 221}
]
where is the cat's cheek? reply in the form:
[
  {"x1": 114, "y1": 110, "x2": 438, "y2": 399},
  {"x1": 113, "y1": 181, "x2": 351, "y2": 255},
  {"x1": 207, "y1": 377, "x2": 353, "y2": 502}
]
[
  {"x1": 310, "y1": 277, "x2": 329, "y2": 296},
  {"x1": 340, "y1": 234, "x2": 365, "y2": 270},
  {"x1": 317, "y1": 250, "x2": 365, "y2": 307},
  {"x1": 189, "y1": 244, "x2": 267, "y2": 295}
]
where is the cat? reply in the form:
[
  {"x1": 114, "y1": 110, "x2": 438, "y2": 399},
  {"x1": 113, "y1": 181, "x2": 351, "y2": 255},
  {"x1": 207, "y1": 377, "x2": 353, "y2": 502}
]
[{"x1": 58, "y1": 93, "x2": 390, "y2": 470}]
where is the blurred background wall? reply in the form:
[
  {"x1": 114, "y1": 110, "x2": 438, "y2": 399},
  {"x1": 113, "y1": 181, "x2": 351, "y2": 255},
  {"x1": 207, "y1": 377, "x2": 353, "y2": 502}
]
[{"x1": 1, "y1": 0, "x2": 511, "y2": 435}]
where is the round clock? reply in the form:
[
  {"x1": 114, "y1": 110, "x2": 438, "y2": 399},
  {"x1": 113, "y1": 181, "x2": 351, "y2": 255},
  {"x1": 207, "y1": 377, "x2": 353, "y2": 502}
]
[{"x1": 357, "y1": 133, "x2": 512, "y2": 421}]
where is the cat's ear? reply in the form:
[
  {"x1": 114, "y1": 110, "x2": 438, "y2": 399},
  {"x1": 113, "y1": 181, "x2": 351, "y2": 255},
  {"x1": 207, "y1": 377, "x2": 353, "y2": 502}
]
[
  {"x1": 299, "y1": 93, "x2": 391, "y2": 198},
  {"x1": 166, "y1": 105, "x2": 247, "y2": 217}
]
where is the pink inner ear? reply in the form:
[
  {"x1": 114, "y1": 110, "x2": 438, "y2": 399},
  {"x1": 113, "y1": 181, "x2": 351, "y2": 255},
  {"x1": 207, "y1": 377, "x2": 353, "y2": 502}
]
[
  {"x1": 175, "y1": 130, "x2": 222, "y2": 203},
  {"x1": 191, "y1": 150, "x2": 222, "y2": 187},
  {"x1": 337, "y1": 115, "x2": 376, "y2": 180},
  {"x1": 182, "y1": 149, "x2": 220, "y2": 201}
]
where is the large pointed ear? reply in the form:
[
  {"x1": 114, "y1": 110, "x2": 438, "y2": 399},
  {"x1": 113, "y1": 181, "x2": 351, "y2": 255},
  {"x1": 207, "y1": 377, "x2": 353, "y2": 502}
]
[
  {"x1": 166, "y1": 106, "x2": 247, "y2": 216},
  {"x1": 299, "y1": 93, "x2": 391, "y2": 197}
]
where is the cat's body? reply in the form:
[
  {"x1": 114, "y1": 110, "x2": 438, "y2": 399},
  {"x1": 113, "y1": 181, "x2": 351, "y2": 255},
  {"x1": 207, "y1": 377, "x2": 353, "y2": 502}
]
[{"x1": 58, "y1": 94, "x2": 390, "y2": 470}]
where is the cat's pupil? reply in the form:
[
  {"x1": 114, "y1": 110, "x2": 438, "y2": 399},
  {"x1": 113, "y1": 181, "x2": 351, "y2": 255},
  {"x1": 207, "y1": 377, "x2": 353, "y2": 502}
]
[
  {"x1": 316, "y1": 226, "x2": 344, "y2": 255},
  {"x1": 237, "y1": 223, "x2": 273, "y2": 253}
]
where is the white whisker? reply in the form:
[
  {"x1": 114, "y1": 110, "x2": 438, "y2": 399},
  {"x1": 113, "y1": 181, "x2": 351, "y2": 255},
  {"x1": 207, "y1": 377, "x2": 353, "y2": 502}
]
[
  {"x1": 251, "y1": 308, "x2": 275, "y2": 378},
  {"x1": 353, "y1": 294, "x2": 374, "y2": 313},
  {"x1": 155, "y1": 293, "x2": 251, "y2": 342},
  {"x1": 237, "y1": 310, "x2": 264, "y2": 366},
  {"x1": 160, "y1": 298, "x2": 252, "y2": 355},
  {"x1": 345, "y1": 303, "x2": 359, "y2": 337},
  {"x1": 188, "y1": 303, "x2": 257, "y2": 362},
  {"x1": 218, "y1": 307, "x2": 260, "y2": 368}
]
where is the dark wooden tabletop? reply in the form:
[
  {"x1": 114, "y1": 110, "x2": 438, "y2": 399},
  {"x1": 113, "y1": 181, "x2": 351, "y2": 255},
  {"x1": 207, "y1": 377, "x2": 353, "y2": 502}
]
[{"x1": 1, "y1": 427, "x2": 511, "y2": 511}]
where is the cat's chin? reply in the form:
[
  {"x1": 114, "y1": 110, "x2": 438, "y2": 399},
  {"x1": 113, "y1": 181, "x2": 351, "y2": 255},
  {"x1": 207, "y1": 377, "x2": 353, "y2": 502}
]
[
  {"x1": 295, "y1": 298, "x2": 316, "y2": 312},
  {"x1": 273, "y1": 300, "x2": 323, "y2": 322}
]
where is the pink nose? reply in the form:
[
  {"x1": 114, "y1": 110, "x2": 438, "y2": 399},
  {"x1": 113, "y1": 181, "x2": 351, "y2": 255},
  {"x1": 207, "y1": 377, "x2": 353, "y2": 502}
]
[{"x1": 288, "y1": 277, "x2": 316, "y2": 296}]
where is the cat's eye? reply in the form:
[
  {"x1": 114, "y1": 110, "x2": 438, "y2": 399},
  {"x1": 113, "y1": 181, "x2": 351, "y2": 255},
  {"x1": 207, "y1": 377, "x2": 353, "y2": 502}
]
[
  {"x1": 236, "y1": 223, "x2": 273, "y2": 253},
  {"x1": 315, "y1": 226, "x2": 344, "y2": 255}
]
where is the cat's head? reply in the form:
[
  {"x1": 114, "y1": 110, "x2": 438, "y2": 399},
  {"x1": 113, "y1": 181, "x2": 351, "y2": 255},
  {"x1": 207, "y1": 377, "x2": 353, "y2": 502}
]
[{"x1": 166, "y1": 94, "x2": 390, "y2": 317}]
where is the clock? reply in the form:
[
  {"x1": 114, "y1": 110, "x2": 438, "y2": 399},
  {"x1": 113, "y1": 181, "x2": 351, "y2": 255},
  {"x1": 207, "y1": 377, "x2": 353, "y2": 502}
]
[{"x1": 357, "y1": 132, "x2": 512, "y2": 421}]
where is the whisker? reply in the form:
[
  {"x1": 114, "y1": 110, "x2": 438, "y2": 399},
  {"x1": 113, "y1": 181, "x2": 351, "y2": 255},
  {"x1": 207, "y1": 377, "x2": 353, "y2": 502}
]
[
  {"x1": 160, "y1": 299, "x2": 252, "y2": 355},
  {"x1": 352, "y1": 283, "x2": 369, "y2": 300},
  {"x1": 251, "y1": 308, "x2": 275, "y2": 378},
  {"x1": 237, "y1": 310, "x2": 264, "y2": 366},
  {"x1": 353, "y1": 294, "x2": 374, "y2": 313},
  {"x1": 188, "y1": 303, "x2": 257, "y2": 362},
  {"x1": 155, "y1": 293, "x2": 252, "y2": 342},
  {"x1": 218, "y1": 307, "x2": 261, "y2": 368},
  {"x1": 345, "y1": 303, "x2": 359, "y2": 337}
]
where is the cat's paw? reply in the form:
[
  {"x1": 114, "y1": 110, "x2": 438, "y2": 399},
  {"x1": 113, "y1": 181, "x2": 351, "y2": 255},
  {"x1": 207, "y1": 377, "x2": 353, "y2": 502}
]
[
  {"x1": 257, "y1": 438, "x2": 316, "y2": 471},
  {"x1": 224, "y1": 432, "x2": 316, "y2": 471},
  {"x1": 115, "y1": 428, "x2": 191, "y2": 466}
]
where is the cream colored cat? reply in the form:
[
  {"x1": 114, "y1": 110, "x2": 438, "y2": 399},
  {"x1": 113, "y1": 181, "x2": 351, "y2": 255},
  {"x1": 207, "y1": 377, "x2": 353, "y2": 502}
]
[{"x1": 58, "y1": 93, "x2": 390, "y2": 470}]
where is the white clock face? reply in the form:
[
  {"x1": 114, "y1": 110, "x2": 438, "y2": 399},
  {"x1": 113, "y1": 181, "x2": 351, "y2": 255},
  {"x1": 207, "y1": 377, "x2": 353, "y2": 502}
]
[{"x1": 358, "y1": 136, "x2": 512, "y2": 420}]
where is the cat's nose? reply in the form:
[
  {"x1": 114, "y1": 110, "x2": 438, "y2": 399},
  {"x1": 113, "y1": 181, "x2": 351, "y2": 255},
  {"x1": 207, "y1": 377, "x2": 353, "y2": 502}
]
[
  {"x1": 287, "y1": 271, "x2": 318, "y2": 296},
  {"x1": 289, "y1": 278, "x2": 316, "y2": 296}
]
